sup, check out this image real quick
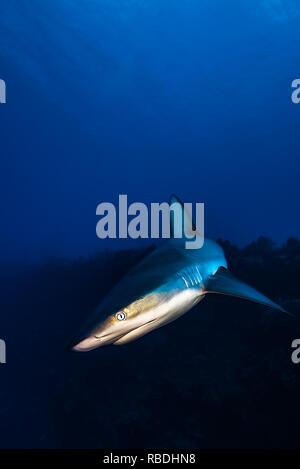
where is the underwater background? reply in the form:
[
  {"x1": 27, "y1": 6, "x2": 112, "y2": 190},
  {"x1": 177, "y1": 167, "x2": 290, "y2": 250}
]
[{"x1": 1, "y1": 0, "x2": 300, "y2": 448}]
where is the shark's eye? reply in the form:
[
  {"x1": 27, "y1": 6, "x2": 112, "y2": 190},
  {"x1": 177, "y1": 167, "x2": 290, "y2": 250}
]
[{"x1": 116, "y1": 311, "x2": 126, "y2": 321}]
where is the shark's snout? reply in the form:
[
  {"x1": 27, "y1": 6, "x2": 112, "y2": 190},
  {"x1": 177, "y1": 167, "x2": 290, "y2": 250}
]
[
  {"x1": 69, "y1": 329, "x2": 126, "y2": 352},
  {"x1": 69, "y1": 336, "x2": 102, "y2": 352}
]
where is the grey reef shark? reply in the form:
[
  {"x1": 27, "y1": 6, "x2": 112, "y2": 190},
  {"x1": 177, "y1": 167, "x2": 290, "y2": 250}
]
[{"x1": 70, "y1": 195, "x2": 289, "y2": 352}]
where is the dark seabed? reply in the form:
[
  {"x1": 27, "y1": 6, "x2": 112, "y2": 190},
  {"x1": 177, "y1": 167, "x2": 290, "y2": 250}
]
[{"x1": 1, "y1": 237, "x2": 300, "y2": 448}]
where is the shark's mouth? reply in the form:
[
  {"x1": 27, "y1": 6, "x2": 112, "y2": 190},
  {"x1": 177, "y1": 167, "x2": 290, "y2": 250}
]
[
  {"x1": 95, "y1": 318, "x2": 158, "y2": 345},
  {"x1": 112, "y1": 319, "x2": 159, "y2": 345}
]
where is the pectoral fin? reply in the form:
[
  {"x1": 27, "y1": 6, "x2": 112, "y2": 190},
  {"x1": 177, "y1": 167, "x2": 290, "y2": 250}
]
[{"x1": 205, "y1": 267, "x2": 289, "y2": 314}]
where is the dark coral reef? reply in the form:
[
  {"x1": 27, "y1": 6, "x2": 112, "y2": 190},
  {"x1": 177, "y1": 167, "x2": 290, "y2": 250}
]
[{"x1": 1, "y1": 237, "x2": 300, "y2": 448}]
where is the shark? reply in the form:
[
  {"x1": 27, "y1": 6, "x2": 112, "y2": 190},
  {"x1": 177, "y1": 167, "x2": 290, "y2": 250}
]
[{"x1": 70, "y1": 195, "x2": 287, "y2": 352}]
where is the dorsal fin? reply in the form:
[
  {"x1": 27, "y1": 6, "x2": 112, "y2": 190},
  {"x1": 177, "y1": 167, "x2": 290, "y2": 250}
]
[{"x1": 169, "y1": 194, "x2": 197, "y2": 239}]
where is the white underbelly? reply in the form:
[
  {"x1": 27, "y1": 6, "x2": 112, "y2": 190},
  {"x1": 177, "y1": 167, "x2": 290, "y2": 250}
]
[
  {"x1": 155, "y1": 288, "x2": 203, "y2": 325},
  {"x1": 114, "y1": 289, "x2": 204, "y2": 345}
]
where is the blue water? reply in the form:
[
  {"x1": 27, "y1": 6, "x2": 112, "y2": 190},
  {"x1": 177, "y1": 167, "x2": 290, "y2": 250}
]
[
  {"x1": 1, "y1": 0, "x2": 300, "y2": 261},
  {"x1": 1, "y1": 0, "x2": 300, "y2": 449}
]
